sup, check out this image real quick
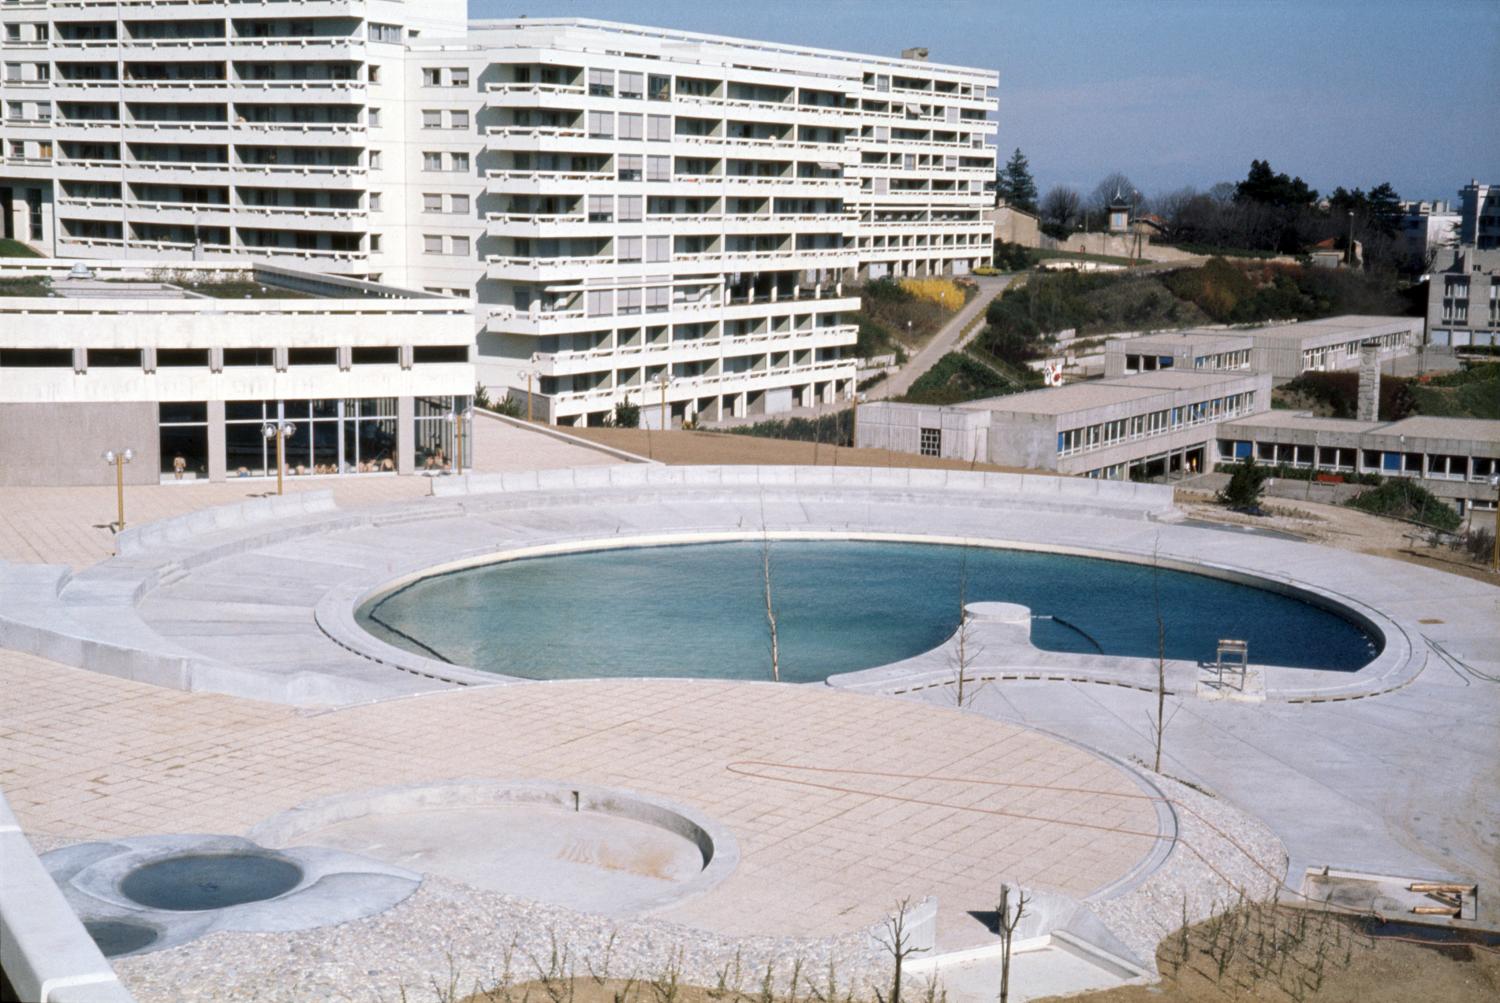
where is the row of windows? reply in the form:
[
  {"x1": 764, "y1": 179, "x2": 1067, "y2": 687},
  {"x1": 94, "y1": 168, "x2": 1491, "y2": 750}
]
[
  {"x1": 1221, "y1": 439, "x2": 1500, "y2": 483},
  {"x1": 0, "y1": 346, "x2": 467, "y2": 368},
  {"x1": 586, "y1": 112, "x2": 674, "y2": 141},
  {"x1": 420, "y1": 66, "x2": 470, "y2": 88},
  {"x1": 420, "y1": 150, "x2": 469, "y2": 173},
  {"x1": 1056, "y1": 392, "x2": 1256, "y2": 456},
  {"x1": 421, "y1": 233, "x2": 470, "y2": 256},
  {"x1": 420, "y1": 108, "x2": 469, "y2": 130}
]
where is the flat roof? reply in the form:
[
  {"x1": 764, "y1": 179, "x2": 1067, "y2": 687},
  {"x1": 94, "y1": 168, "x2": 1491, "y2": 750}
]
[
  {"x1": 968, "y1": 370, "x2": 1256, "y2": 416},
  {"x1": 1221, "y1": 411, "x2": 1500, "y2": 444},
  {"x1": 1112, "y1": 331, "x2": 1253, "y2": 351},
  {"x1": 1220, "y1": 412, "x2": 1386, "y2": 435},
  {"x1": 1241, "y1": 314, "x2": 1419, "y2": 342}
]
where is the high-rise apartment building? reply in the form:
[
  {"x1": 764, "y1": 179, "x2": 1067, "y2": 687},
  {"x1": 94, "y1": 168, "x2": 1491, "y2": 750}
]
[{"x1": 1, "y1": 5, "x2": 997, "y2": 426}]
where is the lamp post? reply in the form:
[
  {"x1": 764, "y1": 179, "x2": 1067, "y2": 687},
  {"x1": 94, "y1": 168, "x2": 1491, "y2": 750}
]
[
  {"x1": 447, "y1": 401, "x2": 473, "y2": 473},
  {"x1": 101, "y1": 448, "x2": 134, "y2": 531},
  {"x1": 657, "y1": 372, "x2": 670, "y2": 431},
  {"x1": 261, "y1": 418, "x2": 297, "y2": 496},
  {"x1": 525, "y1": 370, "x2": 538, "y2": 423}
]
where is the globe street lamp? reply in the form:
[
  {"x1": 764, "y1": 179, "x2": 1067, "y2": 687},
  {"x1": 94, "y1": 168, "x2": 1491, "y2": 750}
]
[
  {"x1": 101, "y1": 448, "x2": 134, "y2": 531},
  {"x1": 261, "y1": 419, "x2": 297, "y2": 496}
]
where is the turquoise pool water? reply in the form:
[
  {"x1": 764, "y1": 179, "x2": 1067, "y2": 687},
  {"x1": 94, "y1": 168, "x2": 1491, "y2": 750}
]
[{"x1": 357, "y1": 541, "x2": 1380, "y2": 683}]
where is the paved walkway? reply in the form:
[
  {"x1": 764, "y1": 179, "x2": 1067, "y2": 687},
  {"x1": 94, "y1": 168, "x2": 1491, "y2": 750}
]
[
  {"x1": 876, "y1": 274, "x2": 1014, "y2": 399},
  {"x1": 0, "y1": 649, "x2": 1159, "y2": 950},
  {"x1": 0, "y1": 415, "x2": 620, "y2": 568}
]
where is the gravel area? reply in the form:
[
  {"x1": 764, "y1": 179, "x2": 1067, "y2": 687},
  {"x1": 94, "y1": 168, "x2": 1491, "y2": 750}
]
[
  {"x1": 113, "y1": 875, "x2": 897, "y2": 1003},
  {"x1": 1090, "y1": 774, "x2": 1288, "y2": 973}
]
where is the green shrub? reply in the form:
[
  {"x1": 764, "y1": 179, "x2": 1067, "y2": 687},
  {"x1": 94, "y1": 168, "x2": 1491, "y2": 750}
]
[
  {"x1": 991, "y1": 241, "x2": 1033, "y2": 272},
  {"x1": 1346, "y1": 480, "x2": 1461, "y2": 532},
  {"x1": 727, "y1": 410, "x2": 851, "y2": 446},
  {"x1": 1276, "y1": 371, "x2": 1416, "y2": 421},
  {"x1": 1217, "y1": 457, "x2": 1269, "y2": 509},
  {"x1": 900, "y1": 352, "x2": 1034, "y2": 405},
  {"x1": 612, "y1": 397, "x2": 641, "y2": 428}
]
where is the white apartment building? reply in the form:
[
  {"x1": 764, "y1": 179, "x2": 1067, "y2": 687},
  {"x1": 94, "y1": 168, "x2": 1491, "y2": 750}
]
[{"x1": 1, "y1": 4, "x2": 998, "y2": 427}]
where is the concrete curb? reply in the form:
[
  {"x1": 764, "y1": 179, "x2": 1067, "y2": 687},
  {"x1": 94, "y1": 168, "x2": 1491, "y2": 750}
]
[
  {"x1": 0, "y1": 790, "x2": 137, "y2": 1003},
  {"x1": 476, "y1": 408, "x2": 659, "y2": 464}
]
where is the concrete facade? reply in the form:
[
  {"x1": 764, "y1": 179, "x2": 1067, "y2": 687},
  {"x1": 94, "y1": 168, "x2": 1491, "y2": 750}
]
[
  {"x1": 1427, "y1": 247, "x2": 1499, "y2": 349},
  {"x1": 1, "y1": 7, "x2": 998, "y2": 428},
  {"x1": 0, "y1": 259, "x2": 474, "y2": 486},
  {"x1": 857, "y1": 370, "x2": 1269, "y2": 478},
  {"x1": 1103, "y1": 330, "x2": 1252, "y2": 379},
  {"x1": 987, "y1": 201, "x2": 1039, "y2": 248},
  {"x1": 1216, "y1": 411, "x2": 1500, "y2": 514}
]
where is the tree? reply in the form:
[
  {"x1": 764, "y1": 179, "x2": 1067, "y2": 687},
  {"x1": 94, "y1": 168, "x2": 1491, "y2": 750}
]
[
  {"x1": 996, "y1": 884, "x2": 1030, "y2": 1003},
  {"x1": 612, "y1": 396, "x2": 640, "y2": 428},
  {"x1": 1233, "y1": 159, "x2": 1317, "y2": 208},
  {"x1": 873, "y1": 898, "x2": 928, "y2": 1003},
  {"x1": 1217, "y1": 455, "x2": 1269, "y2": 510},
  {"x1": 995, "y1": 148, "x2": 1038, "y2": 213},
  {"x1": 1039, "y1": 185, "x2": 1080, "y2": 229},
  {"x1": 761, "y1": 532, "x2": 781, "y2": 682},
  {"x1": 1089, "y1": 171, "x2": 1138, "y2": 213}
]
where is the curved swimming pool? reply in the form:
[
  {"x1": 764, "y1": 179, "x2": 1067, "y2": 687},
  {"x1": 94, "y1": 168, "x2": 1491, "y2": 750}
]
[{"x1": 357, "y1": 540, "x2": 1380, "y2": 683}]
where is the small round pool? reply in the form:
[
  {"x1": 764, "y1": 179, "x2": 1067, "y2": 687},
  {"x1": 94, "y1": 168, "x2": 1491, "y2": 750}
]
[
  {"x1": 119, "y1": 853, "x2": 303, "y2": 912},
  {"x1": 358, "y1": 540, "x2": 1380, "y2": 683}
]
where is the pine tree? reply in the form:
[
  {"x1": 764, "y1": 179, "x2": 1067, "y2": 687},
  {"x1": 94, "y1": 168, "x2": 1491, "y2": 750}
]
[{"x1": 996, "y1": 148, "x2": 1038, "y2": 213}]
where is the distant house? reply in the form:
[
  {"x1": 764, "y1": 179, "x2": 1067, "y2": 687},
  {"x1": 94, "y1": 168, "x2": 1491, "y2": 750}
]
[
  {"x1": 1308, "y1": 236, "x2": 1362, "y2": 270},
  {"x1": 986, "y1": 200, "x2": 1041, "y2": 248}
]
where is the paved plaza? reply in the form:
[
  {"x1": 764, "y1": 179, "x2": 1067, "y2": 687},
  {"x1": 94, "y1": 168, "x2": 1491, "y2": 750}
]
[{"x1": 1, "y1": 419, "x2": 1496, "y2": 1003}]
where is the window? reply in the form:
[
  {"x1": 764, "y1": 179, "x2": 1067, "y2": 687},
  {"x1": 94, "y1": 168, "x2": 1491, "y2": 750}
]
[
  {"x1": 422, "y1": 109, "x2": 441, "y2": 129},
  {"x1": 588, "y1": 68, "x2": 613, "y2": 97},
  {"x1": 368, "y1": 65, "x2": 381, "y2": 84},
  {"x1": 919, "y1": 427, "x2": 941, "y2": 457},
  {"x1": 423, "y1": 152, "x2": 442, "y2": 171},
  {"x1": 618, "y1": 195, "x2": 642, "y2": 221},
  {"x1": 450, "y1": 109, "x2": 469, "y2": 130},
  {"x1": 223, "y1": 348, "x2": 274, "y2": 367},
  {"x1": 369, "y1": 234, "x2": 381, "y2": 252},
  {"x1": 587, "y1": 289, "x2": 613, "y2": 316},
  {"x1": 368, "y1": 192, "x2": 381, "y2": 211},
  {"x1": 289, "y1": 348, "x2": 337, "y2": 366},
  {"x1": 368, "y1": 107, "x2": 381, "y2": 127},
  {"x1": 424, "y1": 234, "x2": 443, "y2": 254},
  {"x1": 647, "y1": 115, "x2": 671, "y2": 141},
  {"x1": 588, "y1": 110, "x2": 613, "y2": 138},
  {"x1": 368, "y1": 150, "x2": 382, "y2": 170},
  {"x1": 352, "y1": 347, "x2": 399, "y2": 365},
  {"x1": 617, "y1": 235, "x2": 642, "y2": 262},
  {"x1": 423, "y1": 193, "x2": 442, "y2": 213},
  {"x1": 646, "y1": 235, "x2": 670, "y2": 262},
  {"x1": 157, "y1": 348, "x2": 210, "y2": 367},
  {"x1": 619, "y1": 113, "x2": 643, "y2": 141},
  {"x1": 646, "y1": 286, "x2": 670, "y2": 312},
  {"x1": 450, "y1": 235, "x2": 469, "y2": 256},
  {"x1": 618, "y1": 288, "x2": 642, "y2": 314},
  {"x1": 618, "y1": 154, "x2": 642, "y2": 181},
  {"x1": 369, "y1": 23, "x2": 401, "y2": 43},
  {"x1": 588, "y1": 194, "x2": 612, "y2": 222},
  {"x1": 159, "y1": 402, "x2": 209, "y2": 481},
  {"x1": 646, "y1": 155, "x2": 670, "y2": 182},
  {"x1": 87, "y1": 348, "x2": 142, "y2": 368},
  {"x1": 450, "y1": 68, "x2": 469, "y2": 88},
  {"x1": 648, "y1": 74, "x2": 671, "y2": 100},
  {"x1": 619, "y1": 71, "x2": 644, "y2": 99},
  {"x1": 422, "y1": 68, "x2": 442, "y2": 87},
  {"x1": 450, "y1": 152, "x2": 469, "y2": 172},
  {"x1": 450, "y1": 193, "x2": 469, "y2": 214}
]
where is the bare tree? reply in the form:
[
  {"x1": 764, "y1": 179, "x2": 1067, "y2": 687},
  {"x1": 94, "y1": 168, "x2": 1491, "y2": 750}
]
[
  {"x1": 1150, "y1": 536, "x2": 1169, "y2": 772},
  {"x1": 873, "y1": 898, "x2": 928, "y2": 1003},
  {"x1": 762, "y1": 532, "x2": 781, "y2": 683},
  {"x1": 1088, "y1": 171, "x2": 1138, "y2": 213},
  {"x1": 951, "y1": 548, "x2": 983, "y2": 707},
  {"x1": 996, "y1": 884, "x2": 1030, "y2": 1003},
  {"x1": 1039, "y1": 185, "x2": 1081, "y2": 228}
]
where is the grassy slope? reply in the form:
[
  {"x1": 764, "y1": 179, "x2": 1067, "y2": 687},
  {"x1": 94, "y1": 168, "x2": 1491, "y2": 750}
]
[{"x1": 0, "y1": 238, "x2": 41, "y2": 258}]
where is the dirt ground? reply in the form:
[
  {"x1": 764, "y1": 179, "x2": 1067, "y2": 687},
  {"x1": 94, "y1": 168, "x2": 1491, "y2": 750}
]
[
  {"x1": 455, "y1": 907, "x2": 1500, "y2": 1003},
  {"x1": 565, "y1": 425, "x2": 1032, "y2": 475},
  {"x1": 1175, "y1": 489, "x2": 1499, "y2": 585}
]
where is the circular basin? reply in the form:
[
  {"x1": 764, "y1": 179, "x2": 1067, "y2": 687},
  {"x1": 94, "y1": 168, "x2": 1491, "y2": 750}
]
[
  {"x1": 358, "y1": 540, "x2": 1381, "y2": 681},
  {"x1": 119, "y1": 853, "x2": 303, "y2": 912},
  {"x1": 84, "y1": 919, "x2": 159, "y2": 957}
]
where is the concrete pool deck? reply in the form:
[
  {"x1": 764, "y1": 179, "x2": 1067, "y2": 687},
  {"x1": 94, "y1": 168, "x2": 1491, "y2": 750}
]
[{"x1": 1, "y1": 459, "x2": 1496, "y2": 1001}]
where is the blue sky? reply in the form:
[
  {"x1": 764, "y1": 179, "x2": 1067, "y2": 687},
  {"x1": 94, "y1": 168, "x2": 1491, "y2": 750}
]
[{"x1": 469, "y1": 0, "x2": 1499, "y2": 204}]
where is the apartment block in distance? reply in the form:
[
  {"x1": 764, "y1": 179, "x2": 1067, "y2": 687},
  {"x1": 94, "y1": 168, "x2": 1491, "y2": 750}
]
[
  {"x1": 1, "y1": 6, "x2": 998, "y2": 427},
  {"x1": 1427, "y1": 179, "x2": 1499, "y2": 350}
]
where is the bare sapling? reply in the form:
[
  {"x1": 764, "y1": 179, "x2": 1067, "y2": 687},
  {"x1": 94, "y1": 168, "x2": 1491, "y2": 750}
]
[
  {"x1": 996, "y1": 883, "x2": 1030, "y2": 1003},
  {"x1": 1151, "y1": 535, "x2": 1168, "y2": 772},
  {"x1": 951, "y1": 547, "x2": 982, "y2": 706},
  {"x1": 763, "y1": 532, "x2": 780, "y2": 682},
  {"x1": 873, "y1": 897, "x2": 928, "y2": 1003}
]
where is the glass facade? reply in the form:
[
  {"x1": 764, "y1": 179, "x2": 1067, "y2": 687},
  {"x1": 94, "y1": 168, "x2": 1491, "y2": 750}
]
[
  {"x1": 414, "y1": 394, "x2": 471, "y2": 471},
  {"x1": 224, "y1": 398, "x2": 399, "y2": 478},
  {"x1": 158, "y1": 401, "x2": 209, "y2": 481}
]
